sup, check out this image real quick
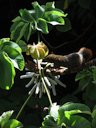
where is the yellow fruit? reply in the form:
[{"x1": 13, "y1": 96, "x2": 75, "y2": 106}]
[
  {"x1": 37, "y1": 42, "x2": 49, "y2": 57},
  {"x1": 26, "y1": 42, "x2": 49, "y2": 60}
]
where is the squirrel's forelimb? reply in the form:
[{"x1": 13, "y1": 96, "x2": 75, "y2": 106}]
[{"x1": 44, "y1": 47, "x2": 93, "y2": 69}]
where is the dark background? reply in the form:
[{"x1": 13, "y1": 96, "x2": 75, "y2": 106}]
[
  {"x1": 0, "y1": 0, "x2": 96, "y2": 127},
  {"x1": 0, "y1": 0, "x2": 96, "y2": 51}
]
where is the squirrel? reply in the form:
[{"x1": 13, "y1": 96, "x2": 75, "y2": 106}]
[{"x1": 44, "y1": 47, "x2": 93, "y2": 69}]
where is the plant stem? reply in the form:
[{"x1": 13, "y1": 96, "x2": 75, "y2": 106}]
[
  {"x1": 38, "y1": 31, "x2": 40, "y2": 42},
  {"x1": 38, "y1": 60, "x2": 52, "y2": 106},
  {"x1": 15, "y1": 88, "x2": 35, "y2": 119}
]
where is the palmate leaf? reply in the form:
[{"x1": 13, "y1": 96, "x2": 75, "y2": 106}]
[
  {"x1": 10, "y1": 1, "x2": 67, "y2": 43},
  {"x1": 10, "y1": 9, "x2": 35, "y2": 42},
  {"x1": 0, "y1": 52, "x2": 15, "y2": 90}
]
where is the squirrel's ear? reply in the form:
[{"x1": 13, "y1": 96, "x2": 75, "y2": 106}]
[{"x1": 78, "y1": 47, "x2": 93, "y2": 61}]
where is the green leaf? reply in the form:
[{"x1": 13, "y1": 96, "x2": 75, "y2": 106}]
[
  {"x1": 12, "y1": 16, "x2": 22, "y2": 22},
  {"x1": 41, "y1": 115, "x2": 60, "y2": 128},
  {"x1": 45, "y1": 2, "x2": 55, "y2": 10},
  {"x1": 75, "y1": 69, "x2": 90, "y2": 81},
  {"x1": 32, "y1": 1, "x2": 45, "y2": 19},
  {"x1": 78, "y1": 77, "x2": 91, "y2": 91},
  {"x1": 24, "y1": 23, "x2": 35, "y2": 42},
  {"x1": 91, "y1": 66, "x2": 96, "y2": 81},
  {"x1": 3, "y1": 119, "x2": 23, "y2": 128},
  {"x1": 19, "y1": 9, "x2": 35, "y2": 22},
  {"x1": 16, "y1": 23, "x2": 29, "y2": 43},
  {"x1": 10, "y1": 22, "x2": 24, "y2": 41},
  {"x1": 0, "y1": 40, "x2": 25, "y2": 71},
  {"x1": 45, "y1": 10, "x2": 65, "y2": 17},
  {"x1": 0, "y1": 111, "x2": 14, "y2": 125},
  {"x1": 18, "y1": 40, "x2": 27, "y2": 52},
  {"x1": 0, "y1": 112, "x2": 13, "y2": 128},
  {"x1": 56, "y1": 18, "x2": 72, "y2": 32},
  {"x1": 59, "y1": 102, "x2": 91, "y2": 114},
  {"x1": 92, "y1": 105, "x2": 96, "y2": 118},
  {"x1": 0, "y1": 52, "x2": 15, "y2": 90},
  {"x1": 37, "y1": 18, "x2": 49, "y2": 34},
  {"x1": 0, "y1": 111, "x2": 23, "y2": 128},
  {"x1": 58, "y1": 102, "x2": 91, "y2": 124},
  {"x1": 3, "y1": 47, "x2": 24, "y2": 71},
  {"x1": 10, "y1": 21, "x2": 23, "y2": 32},
  {"x1": 45, "y1": 14, "x2": 65, "y2": 25},
  {"x1": 68, "y1": 115, "x2": 91, "y2": 128},
  {"x1": 92, "y1": 118, "x2": 96, "y2": 128},
  {"x1": 1, "y1": 40, "x2": 22, "y2": 53}
]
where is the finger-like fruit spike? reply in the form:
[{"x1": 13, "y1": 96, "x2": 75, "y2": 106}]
[{"x1": 26, "y1": 42, "x2": 49, "y2": 60}]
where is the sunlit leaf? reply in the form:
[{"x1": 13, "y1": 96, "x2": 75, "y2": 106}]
[
  {"x1": 3, "y1": 119, "x2": 23, "y2": 128},
  {"x1": 68, "y1": 115, "x2": 91, "y2": 128},
  {"x1": 37, "y1": 18, "x2": 49, "y2": 34},
  {"x1": 0, "y1": 111, "x2": 13, "y2": 126},
  {"x1": 45, "y1": 14, "x2": 65, "y2": 25},
  {"x1": 0, "y1": 52, "x2": 15, "y2": 90},
  {"x1": 32, "y1": 1, "x2": 45, "y2": 19},
  {"x1": 58, "y1": 102, "x2": 91, "y2": 124}
]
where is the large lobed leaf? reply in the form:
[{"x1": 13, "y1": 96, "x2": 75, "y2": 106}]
[
  {"x1": 0, "y1": 52, "x2": 15, "y2": 90},
  {"x1": 0, "y1": 40, "x2": 25, "y2": 71},
  {"x1": 0, "y1": 39, "x2": 25, "y2": 90}
]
